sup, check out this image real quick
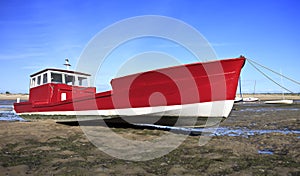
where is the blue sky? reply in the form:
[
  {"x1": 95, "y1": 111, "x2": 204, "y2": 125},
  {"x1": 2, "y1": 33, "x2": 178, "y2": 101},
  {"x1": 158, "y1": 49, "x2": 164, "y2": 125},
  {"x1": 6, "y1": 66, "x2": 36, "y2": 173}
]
[{"x1": 0, "y1": 0, "x2": 299, "y2": 93}]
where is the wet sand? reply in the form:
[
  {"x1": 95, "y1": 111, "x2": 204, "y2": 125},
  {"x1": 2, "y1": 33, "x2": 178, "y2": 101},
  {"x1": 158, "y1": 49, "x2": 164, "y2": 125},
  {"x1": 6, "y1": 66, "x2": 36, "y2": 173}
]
[{"x1": 0, "y1": 103, "x2": 299, "y2": 175}]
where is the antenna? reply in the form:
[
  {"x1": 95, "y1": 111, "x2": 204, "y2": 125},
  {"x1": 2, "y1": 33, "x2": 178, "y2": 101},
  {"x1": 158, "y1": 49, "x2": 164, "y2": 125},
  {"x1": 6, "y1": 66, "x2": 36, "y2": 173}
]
[{"x1": 64, "y1": 58, "x2": 71, "y2": 70}]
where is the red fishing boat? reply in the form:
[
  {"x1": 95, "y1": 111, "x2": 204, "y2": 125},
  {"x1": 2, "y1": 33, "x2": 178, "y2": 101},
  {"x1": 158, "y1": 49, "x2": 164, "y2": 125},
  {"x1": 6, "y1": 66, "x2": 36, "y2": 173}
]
[{"x1": 14, "y1": 56, "x2": 245, "y2": 119}]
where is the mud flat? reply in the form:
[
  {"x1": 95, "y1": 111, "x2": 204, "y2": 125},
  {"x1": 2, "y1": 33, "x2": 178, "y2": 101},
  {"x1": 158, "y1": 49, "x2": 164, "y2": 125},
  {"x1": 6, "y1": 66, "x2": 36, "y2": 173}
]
[{"x1": 0, "y1": 104, "x2": 299, "y2": 175}]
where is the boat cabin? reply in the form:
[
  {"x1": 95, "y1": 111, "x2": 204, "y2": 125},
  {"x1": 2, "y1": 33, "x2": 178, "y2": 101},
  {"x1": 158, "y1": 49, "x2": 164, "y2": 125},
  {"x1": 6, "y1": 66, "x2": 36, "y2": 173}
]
[
  {"x1": 29, "y1": 68, "x2": 96, "y2": 104},
  {"x1": 30, "y1": 68, "x2": 91, "y2": 88}
]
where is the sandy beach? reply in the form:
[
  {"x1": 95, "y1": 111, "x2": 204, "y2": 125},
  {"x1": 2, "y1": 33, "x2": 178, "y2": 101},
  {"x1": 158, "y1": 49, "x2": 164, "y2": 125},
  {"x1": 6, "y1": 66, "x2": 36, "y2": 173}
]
[
  {"x1": 0, "y1": 94, "x2": 29, "y2": 101},
  {"x1": 0, "y1": 103, "x2": 299, "y2": 175}
]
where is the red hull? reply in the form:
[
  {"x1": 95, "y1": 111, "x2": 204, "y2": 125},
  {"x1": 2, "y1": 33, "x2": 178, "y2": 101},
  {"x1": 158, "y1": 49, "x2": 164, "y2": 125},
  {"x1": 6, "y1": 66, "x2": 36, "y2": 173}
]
[{"x1": 14, "y1": 57, "x2": 245, "y2": 117}]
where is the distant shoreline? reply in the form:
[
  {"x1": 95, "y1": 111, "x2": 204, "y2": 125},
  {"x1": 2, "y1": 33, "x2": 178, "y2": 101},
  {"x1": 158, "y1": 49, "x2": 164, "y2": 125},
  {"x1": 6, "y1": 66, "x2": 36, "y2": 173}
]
[
  {"x1": 0, "y1": 94, "x2": 29, "y2": 100},
  {"x1": 237, "y1": 93, "x2": 300, "y2": 101},
  {"x1": 0, "y1": 93, "x2": 299, "y2": 101}
]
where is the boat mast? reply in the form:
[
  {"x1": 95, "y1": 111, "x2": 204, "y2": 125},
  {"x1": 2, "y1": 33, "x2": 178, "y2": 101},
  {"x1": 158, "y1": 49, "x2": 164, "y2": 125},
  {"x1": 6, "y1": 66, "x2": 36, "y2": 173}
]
[
  {"x1": 253, "y1": 80, "x2": 256, "y2": 95},
  {"x1": 64, "y1": 58, "x2": 71, "y2": 70},
  {"x1": 239, "y1": 77, "x2": 243, "y2": 98},
  {"x1": 280, "y1": 69, "x2": 285, "y2": 100}
]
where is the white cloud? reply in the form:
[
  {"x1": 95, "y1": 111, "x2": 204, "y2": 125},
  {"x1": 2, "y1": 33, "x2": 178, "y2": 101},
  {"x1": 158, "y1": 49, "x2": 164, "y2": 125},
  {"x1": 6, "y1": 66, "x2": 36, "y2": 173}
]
[
  {"x1": 56, "y1": 44, "x2": 83, "y2": 52},
  {"x1": 21, "y1": 65, "x2": 44, "y2": 70},
  {"x1": 209, "y1": 42, "x2": 235, "y2": 47},
  {"x1": 0, "y1": 52, "x2": 46, "y2": 60}
]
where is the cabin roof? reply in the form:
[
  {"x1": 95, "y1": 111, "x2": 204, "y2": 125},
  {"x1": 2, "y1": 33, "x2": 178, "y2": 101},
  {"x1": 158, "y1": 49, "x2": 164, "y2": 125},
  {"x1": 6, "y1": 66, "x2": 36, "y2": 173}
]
[{"x1": 30, "y1": 68, "x2": 91, "y2": 77}]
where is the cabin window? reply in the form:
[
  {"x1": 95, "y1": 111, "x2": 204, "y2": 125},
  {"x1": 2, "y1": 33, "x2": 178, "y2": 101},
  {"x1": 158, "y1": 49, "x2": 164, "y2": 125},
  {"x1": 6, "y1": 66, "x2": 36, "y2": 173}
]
[
  {"x1": 43, "y1": 73, "x2": 48, "y2": 84},
  {"x1": 61, "y1": 92, "x2": 67, "y2": 101},
  {"x1": 37, "y1": 75, "x2": 41, "y2": 85},
  {"x1": 78, "y1": 76, "x2": 88, "y2": 86},
  {"x1": 51, "y1": 73, "x2": 62, "y2": 83},
  {"x1": 65, "y1": 75, "x2": 75, "y2": 85},
  {"x1": 31, "y1": 77, "x2": 36, "y2": 87}
]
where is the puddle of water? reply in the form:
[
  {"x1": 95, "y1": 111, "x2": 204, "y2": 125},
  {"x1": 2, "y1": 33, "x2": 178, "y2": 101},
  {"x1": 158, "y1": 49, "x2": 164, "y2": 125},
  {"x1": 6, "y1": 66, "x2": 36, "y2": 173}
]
[
  {"x1": 0, "y1": 103, "x2": 25, "y2": 121},
  {"x1": 0, "y1": 110, "x2": 25, "y2": 121},
  {"x1": 0, "y1": 100, "x2": 16, "y2": 105},
  {"x1": 213, "y1": 127, "x2": 300, "y2": 137},
  {"x1": 240, "y1": 108, "x2": 300, "y2": 112},
  {"x1": 258, "y1": 149, "x2": 274, "y2": 155},
  {"x1": 0, "y1": 105, "x2": 13, "y2": 110},
  {"x1": 135, "y1": 124, "x2": 300, "y2": 137}
]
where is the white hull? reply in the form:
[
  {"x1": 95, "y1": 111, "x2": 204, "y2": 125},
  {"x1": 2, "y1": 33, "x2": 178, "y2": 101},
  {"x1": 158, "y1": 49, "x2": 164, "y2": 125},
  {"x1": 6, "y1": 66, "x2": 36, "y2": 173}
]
[
  {"x1": 17, "y1": 100, "x2": 234, "y2": 118},
  {"x1": 234, "y1": 97, "x2": 243, "y2": 103},
  {"x1": 243, "y1": 97, "x2": 259, "y2": 102},
  {"x1": 264, "y1": 99, "x2": 293, "y2": 104}
]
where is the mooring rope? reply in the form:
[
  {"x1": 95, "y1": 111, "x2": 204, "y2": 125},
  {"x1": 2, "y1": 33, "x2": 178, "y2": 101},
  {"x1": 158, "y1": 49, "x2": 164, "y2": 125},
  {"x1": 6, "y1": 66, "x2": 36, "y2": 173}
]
[
  {"x1": 247, "y1": 58, "x2": 300, "y2": 85},
  {"x1": 246, "y1": 58, "x2": 295, "y2": 93}
]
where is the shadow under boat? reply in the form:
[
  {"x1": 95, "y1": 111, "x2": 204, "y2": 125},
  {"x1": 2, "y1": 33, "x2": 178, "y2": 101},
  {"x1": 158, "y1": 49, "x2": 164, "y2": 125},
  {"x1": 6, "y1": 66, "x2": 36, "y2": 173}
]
[{"x1": 56, "y1": 115, "x2": 224, "y2": 136}]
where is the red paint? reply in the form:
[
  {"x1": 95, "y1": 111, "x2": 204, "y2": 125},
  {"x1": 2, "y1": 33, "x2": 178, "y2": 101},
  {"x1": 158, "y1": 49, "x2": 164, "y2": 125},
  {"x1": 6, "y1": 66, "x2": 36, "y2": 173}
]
[{"x1": 14, "y1": 57, "x2": 245, "y2": 114}]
